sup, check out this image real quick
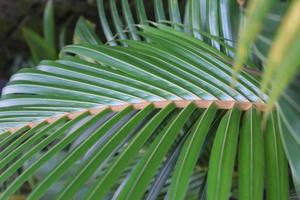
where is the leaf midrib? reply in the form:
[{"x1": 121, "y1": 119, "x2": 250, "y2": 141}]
[{"x1": 4, "y1": 100, "x2": 267, "y2": 135}]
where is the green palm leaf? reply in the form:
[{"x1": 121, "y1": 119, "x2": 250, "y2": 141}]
[{"x1": 0, "y1": 0, "x2": 299, "y2": 199}]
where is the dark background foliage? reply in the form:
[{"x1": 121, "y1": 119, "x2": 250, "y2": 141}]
[
  {"x1": 0, "y1": 0, "x2": 98, "y2": 81},
  {"x1": 0, "y1": 0, "x2": 175, "y2": 86}
]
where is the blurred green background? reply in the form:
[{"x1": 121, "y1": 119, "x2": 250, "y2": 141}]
[{"x1": 0, "y1": 0, "x2": 99, "y2": 81}]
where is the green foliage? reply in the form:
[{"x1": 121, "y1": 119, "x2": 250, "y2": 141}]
[
  {"x1": 22, "y1": 0, "x2": 56, "y2": 65},
  {"x1": 233, "y1": 0, "x2": 273, "y2": 83},
  {"x1": 238, "y1": 109, "x2": 264, "y2": 200},
  {"x1": 74, "y1": 17, "x2": 102, "y2": 45},
  {"x1": 22, "y1": 0, "x2": 72, "y2": 65},
  {"x1": 0, "y1": 0, "x2": 299, "y2": 199},
  {"x1": 43, "y1": 0, "x2": 56, "y2": 53},
  {"x1": 260, "y1": 1, "x2": 300, "y2": 112},
  {"x1": 22, "y1": 27, "x2": 56, "y2": 65},
  {"x1": 207, "y1": 108, "x2": 241, "y2": 200}
]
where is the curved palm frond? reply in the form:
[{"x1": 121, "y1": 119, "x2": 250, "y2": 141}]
[
  {"x1": 0, "y1": 0, "x2": 299, "y2": 199},
  {"x1": 0, "y1": 23, "x2": 289, "y2": 200}
]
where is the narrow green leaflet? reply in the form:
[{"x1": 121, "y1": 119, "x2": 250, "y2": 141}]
[
  {"x1": 135, "y1": 0, "x2": 148, "y2": 25},
  {"x1": 278, "y1": 85, "x2": 300, "y2": 197},
  {"x1": 43, "y1": 0, "x2": 56, "y2": 54},
  {"x1": 0, "y1": 116, "x2": 69, "y2": 185},
  {"x1": 82, "y1": 103, "x2": 176, "y2": 200},
  {"x1": 96, "y1": 0, "x2": 116, "y2": 45},
  {"x1": 233, "y1": 0, "x2": 273, "y2": 84},
  {"x1": 168, "y1": 0, "x2": 182, "y2": 31},
  {"x1": 167, "y1": 104, "x2": 217, "y2": 200},
  {"x1": 207, "y1": 107, "x2": 241, "y2": 200},
  {"x1": 207, "y1": 0, "x2": 221, "y2": 50},
  {"x1": 110, "y1": 0, "x2": 128, "y2": 40},
  {"x1": 121, "y1": 0, "x2": 140, "y2": 40},
  {"x1": 27, "y1": 107, "x2": 132, "y2": 200},
  {"x1": 265, "y1": 112, "x2": 289, "y2": 200},
  {"x1": 74, "y1": 17, "x2": 102, "y2": 45},
  {"x1": 0, "y1": 131, "x2": 10, "y2": 142},
  {"x1": 0, "y1": 126, "x2": 28, "y2": 149},
  {"x1": 219, "y1": 0, "x2": 235, "y2": 57},
  {"x1": 146, "y1": 134, "x2": 185, "y2": 200},
  {"x1": 0, "y1": 121, "x2": 47, "y2": 159},
  {"x1": 110, "y1": 103, "x2": 196, "y2": 200},
  {"x1": 238, "y1": 108, "x2": 264, "y2": 200},
  {"x1": 266, "y1": 35, "x2": 300, "y2": 112},
  {"x1": 0, "y1": 111, "x2": 90, "y2": 199},
  {"x1": 59, "y1": 16, "x2": 73, "y2": 49},
  {"x1": 56, "y1": 104, "x2": 155, "y2": 199},
  {"x1": 183, "y1": 0, "x2": 192, "y2": 35},
  {"x1": 189, "y1": 0, "x2": 202, "y2": 40},
  {"x1": 22, "y1": 28, "x2": 56, "y2": 64},
  {"x1": 154, "y1": 0, "x2": 166, "y2": 22}
]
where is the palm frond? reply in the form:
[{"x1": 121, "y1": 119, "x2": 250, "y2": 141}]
[{"x1": 0, "y1": 0, "x2": 299, "y2": 199}]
